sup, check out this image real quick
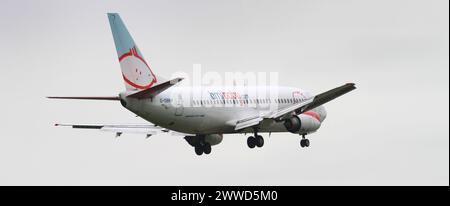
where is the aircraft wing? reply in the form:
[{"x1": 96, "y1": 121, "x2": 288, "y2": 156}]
[
  {"x1": 265, "y1": 83, "x2": 356, "y2": 119},
  {"x1": 295, "y1": 83, "x2": 356, "y2": 114},
  {"x1": 234, "y1": 83, "x2": 356, "y2": 130},
  {"x1": 54, "y1": 123, "x2": 194, "y2": 137}
]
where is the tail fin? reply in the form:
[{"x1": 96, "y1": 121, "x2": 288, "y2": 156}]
[{"x1": 107, "y1": 13, "x2": 161, "y2": 91}]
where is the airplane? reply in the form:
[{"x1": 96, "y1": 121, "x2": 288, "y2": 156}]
[{"x1": 48, "y1": 13, "x2": 356, "y2": 156}]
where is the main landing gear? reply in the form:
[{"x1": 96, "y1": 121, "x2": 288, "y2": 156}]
[
  {"x1": 194, "y1": 138, "x2": 212, "y2": 156},
  {"x1": 300, "y1": 134, "x2": 310, "y2": 148},
  {"x1": 247, "y1": 129, "x2": 264, "y2": 149}
]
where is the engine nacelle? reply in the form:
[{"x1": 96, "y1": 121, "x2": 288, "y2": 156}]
[
  {"x1": 185, "y1": 134, "x2": 223, "y2": 147},
  {"x1": 284, "y1": 116, "x2": 301, "y2": 133},
  {"x1": 284, "y1": 115, "x2": 321, "y2": 134},
  {"x1": 204, "y1": 134, "x2": 223, "y2": 145}
]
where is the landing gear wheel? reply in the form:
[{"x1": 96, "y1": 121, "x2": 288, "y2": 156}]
[
  {"x1": 247, "y1": 136, "x2": 256, "y2": 148},
  {"x1": 304, "y1": 139, "x2": 310, "y2": 147},
  {"x1": 203, "y1": 143, "x2": 212, "y2": 154},
  {"x1": 300, "y1": 139, "x2": 310, "y2": 148},
  {"x1": 195, "y1": 146, "x2": 203, "y2": 155},
  {"x1": 255, "y1": 135, "x2": 264, "y2": 147}
]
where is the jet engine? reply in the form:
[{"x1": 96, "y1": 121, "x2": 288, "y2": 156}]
[
  {"x1": 284, "y1": 116, "x2": 301, "y2": 133},
  {"x1": 204, "y1": 134, "x2": 223, "y2": 145},
  {"x1": 284, "y1": 115, "x2": 321, "y2": 134}
]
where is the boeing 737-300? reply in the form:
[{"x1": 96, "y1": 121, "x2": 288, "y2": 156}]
[{"x1": 48, "y1": 13, "x2": 356, "y2": 155}]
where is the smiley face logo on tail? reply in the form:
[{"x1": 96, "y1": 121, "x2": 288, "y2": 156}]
[{"x1": 119, "y1": 46, "x2": 157, "y2": 90}]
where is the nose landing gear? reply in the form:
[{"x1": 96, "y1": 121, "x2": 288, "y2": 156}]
[{"x1": 300, "y1": 134, "x2": 310, "y2": 148}]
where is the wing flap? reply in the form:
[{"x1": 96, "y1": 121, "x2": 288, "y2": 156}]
[{"x1": 234, "y1": 116, "x2": 263, "y2": 131}]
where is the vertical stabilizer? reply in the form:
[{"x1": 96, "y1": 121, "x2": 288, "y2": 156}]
[{"x1": 107, "y1": 13, "x2": 160, "y2": 91}]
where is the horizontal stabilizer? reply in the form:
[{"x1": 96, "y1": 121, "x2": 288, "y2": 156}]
[
  {"x1": 47, "y1": 96, "x2": 120, "y2": 100},
  {"x1": 127, "y1": 77, "x2": 183, "y2": 99}
]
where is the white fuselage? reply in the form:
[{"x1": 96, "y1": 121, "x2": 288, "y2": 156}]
[{"x1": 120, "y1": 86, "x2": 326, "y2": 135}]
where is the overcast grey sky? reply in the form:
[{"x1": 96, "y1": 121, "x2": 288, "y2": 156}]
[{"x1": 0, "y1": 0, "x2": 448, "y2": 185}]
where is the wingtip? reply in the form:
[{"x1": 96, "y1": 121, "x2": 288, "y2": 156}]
[{"x1": 345, "y1": 83, "x2": 356, "y2": 89}]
